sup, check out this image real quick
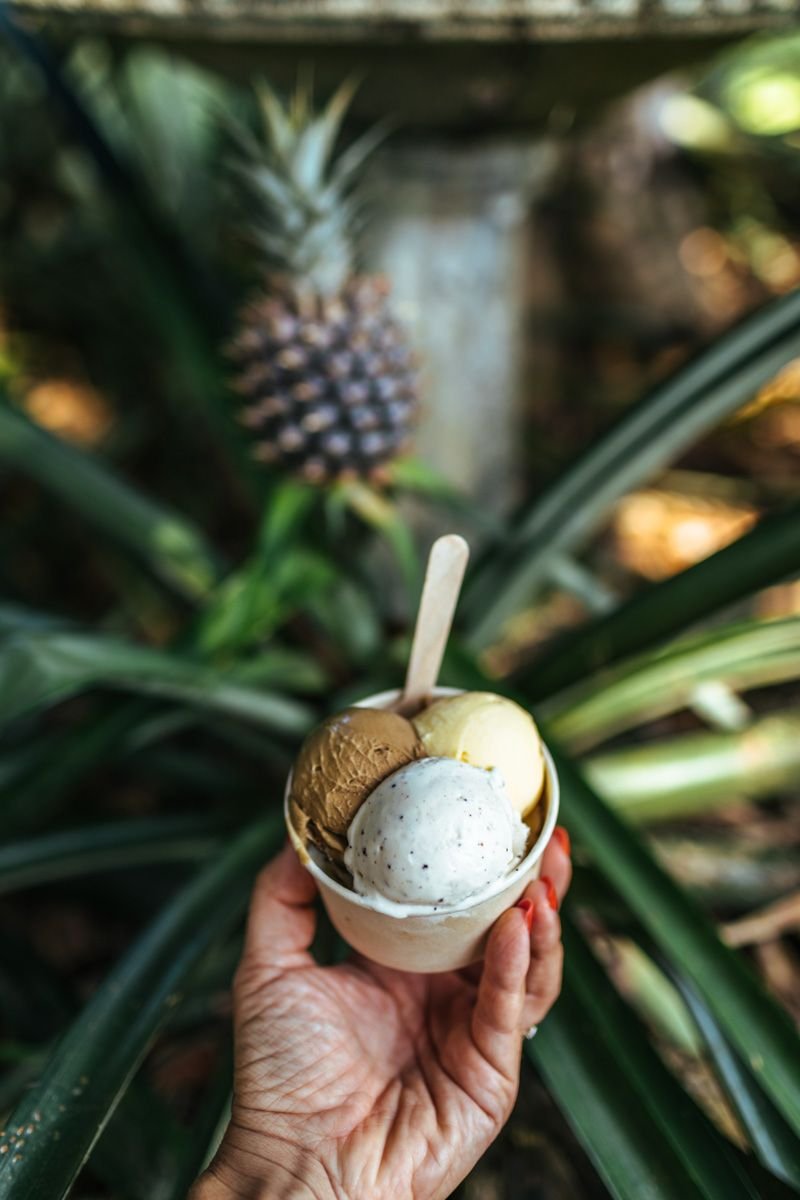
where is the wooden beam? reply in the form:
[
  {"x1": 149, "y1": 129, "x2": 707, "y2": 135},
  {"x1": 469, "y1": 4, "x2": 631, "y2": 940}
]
[{"x1": 11, "y1": 0, "x2": 799, "y2": 43}]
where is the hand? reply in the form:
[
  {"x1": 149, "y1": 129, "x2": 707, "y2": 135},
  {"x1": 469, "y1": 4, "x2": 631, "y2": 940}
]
[{"x1": 192, "y1": 829, "x2": 572, "y2": 1200}]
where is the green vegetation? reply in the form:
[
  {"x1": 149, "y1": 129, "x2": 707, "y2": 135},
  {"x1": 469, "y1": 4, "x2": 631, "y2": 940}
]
[{"x1": 0, "y1": 25, "x2": 799, "y2": 1200}]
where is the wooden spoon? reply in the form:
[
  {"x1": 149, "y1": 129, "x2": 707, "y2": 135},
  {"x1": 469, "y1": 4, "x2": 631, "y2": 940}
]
[{"x1": 396, "y1": 533, "x2": 470, "y2": 716}]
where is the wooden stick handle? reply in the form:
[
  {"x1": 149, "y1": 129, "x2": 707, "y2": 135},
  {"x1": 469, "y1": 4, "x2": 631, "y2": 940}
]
[{"x1": 401, "y1": 534, "x2": 469, "y2": 713}]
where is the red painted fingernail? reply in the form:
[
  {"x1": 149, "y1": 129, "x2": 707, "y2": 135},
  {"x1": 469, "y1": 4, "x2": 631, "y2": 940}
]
[
  {"x1": 554, "y1": 826, "x2": 571, "y2": 856},
  {"x1": 542, "y1": 876, "x2": 559, "y2": 911},
  {"x1": 515, "y1": 898, "x2": 535, "y2": 931}
]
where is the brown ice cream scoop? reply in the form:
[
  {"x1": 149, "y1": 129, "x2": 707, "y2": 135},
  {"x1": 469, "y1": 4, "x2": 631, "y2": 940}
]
[{"x1": 289, "y1": 706, "x2": 422, "y2": 862}]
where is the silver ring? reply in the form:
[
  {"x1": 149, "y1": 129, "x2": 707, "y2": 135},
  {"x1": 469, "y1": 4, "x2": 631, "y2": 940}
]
[{"x1": 524, "y1": 1024, "x2": 539, "y2": 1039}]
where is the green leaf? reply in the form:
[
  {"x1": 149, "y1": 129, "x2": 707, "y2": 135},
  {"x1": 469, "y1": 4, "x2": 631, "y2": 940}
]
[
  {"x1": 523, "y1": 501, "x2": 800, "y2": 704},
  {"x1": 0, "y1": 605, "x2": 73, "y2": 636},
  {"x1": 165, "y1": 1041, "x2": 232, "y2": 1200},
  {"x1": 649, "y1": 835, "x2": 800, "y2": 912},
  {"x1": 334, "y1": 480, "x2": 421, "y2": 600},
  {"x1": 196, "y1": 550, "x2": 336, "y2": 657},
  {"x1": 0, "y1": 700, "x2": 153, "y2": 839},
  {"x1": 327, "y1": 118, "x2": 392, "y2": 196},
  {"x1": 235, "y1": 647, "x2": 329, "y2": 693},
  {"x1": 2, "y1": 21, "x2": 260, "y2": 498},
  {"x1": 0, "y1": 815, "x2": 282, "y2": 1200},
  {"x1": 256, "y1": 480, "x2": 318, "y2": 559},
  {"x1": 584, "y1": 711, "x2": 800, "y2": 822},
  {"x1": 303, "y1": 577, "x2": 383, "y2": 667},
  {"x1": 113, "y1": 49, "x2": 227, "y2": 232},
  {"x1": 0, "y1": 934, "x2": 73, "y2": 1043},
  {"x1": 194, "y1": 483, "x2": 329, "y2": 658},
  {"x1": 550, "y1": 617, "x2": 800, "y2": 750},
  {"x1": 668, "y1": 971, "x2": 800, "y2": 1190},
  {"x1": 0, "y1": 1052, "x2": 48, "y2": 1119},
  {"x1": 530, "y1": 914, "x2": 758, "y2": 1200},
  {"x1": 89, "y1": 1078, "x2": 188, "y2": 1200},
  {"x1": 386, "y1": 458, "x2": 505, "y2": 537},
  {"x1": 464, "y1": 286, "x2": 800, "y2": 647},
  {"x1": 255, "y1": 80, "x2": 294, "y2": 162},
  {"x1": 293, "y1": 78, "x2": 359, "y2": 193},
  {"x1": 0, "y1": 816, "x2": 227, "y2": 895},
  {"x1": 0, "y1": 398, "x2": 221, "y2": 603},
  {"x1": 551, "y1": 745, "x2": 800, "y2": 1136},
  {"x1": 0, "y1": 631, "x2": 314, "y2": 735}
]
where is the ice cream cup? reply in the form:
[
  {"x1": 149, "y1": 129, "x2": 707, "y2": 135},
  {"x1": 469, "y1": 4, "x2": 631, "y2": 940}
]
[{"x1": 284, "y1": 686, "x2": 560, "y2": 973}]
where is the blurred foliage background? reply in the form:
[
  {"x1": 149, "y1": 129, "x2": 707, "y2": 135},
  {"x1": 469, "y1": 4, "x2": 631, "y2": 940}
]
[{"x1": 0, "y1": 16, "x2": 799, "y2": 1200}]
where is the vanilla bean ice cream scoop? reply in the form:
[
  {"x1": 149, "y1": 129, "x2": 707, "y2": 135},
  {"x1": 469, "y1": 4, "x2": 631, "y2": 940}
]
[{"x1": 344, "y1": 757, "x2": 529, "y2": 910}]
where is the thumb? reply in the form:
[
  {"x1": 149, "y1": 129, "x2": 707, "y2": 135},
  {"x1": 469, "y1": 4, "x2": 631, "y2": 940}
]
[
  {"x1": 239, "y1": 841, "x2": 319, "y2": 981},
  {"x1": 471, "y1": 903, "x2": 531, "y2": 1079}
]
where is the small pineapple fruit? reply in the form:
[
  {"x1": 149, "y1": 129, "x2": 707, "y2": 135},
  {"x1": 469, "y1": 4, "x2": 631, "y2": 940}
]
[{"x1": 228, "y1": 80, "x2": 418, "y2": 484}]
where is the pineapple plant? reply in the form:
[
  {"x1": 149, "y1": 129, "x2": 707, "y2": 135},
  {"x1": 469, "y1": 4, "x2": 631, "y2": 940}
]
[{"x1": 228, "y1": 81, "x2": 418, "y2": 485}]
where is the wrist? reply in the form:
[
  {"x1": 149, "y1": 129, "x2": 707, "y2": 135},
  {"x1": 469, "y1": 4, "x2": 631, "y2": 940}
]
[{"x1": 190, "y1": 1131, "x2": 340, "y2": 1200}]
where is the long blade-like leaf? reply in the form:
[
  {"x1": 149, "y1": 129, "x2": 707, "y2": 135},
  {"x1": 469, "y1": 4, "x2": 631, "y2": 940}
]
[
  {"x1": 165, "y1": 1041, "x2": 232, "y2": 1200},
  {"x1": 584, "y1": 712, "x2": 800, "y2": 822},
  {"x1": 0, "y1": 631, "x2": 314, "y2": 734},
  {"x1": 0, "y1": 399, "x2": 221, "y2": 603},
  {"x1": 0, "y1": 815, "x2": 282, "y2": 1200},
  {"x1": 0, "y1": 700, "x2": 153, "y2": 839},
  {"x1": 0, "y1": 604, "x2": 73, "y2": 636},
  {"x1": 464, "y1": 286, "x2": 800, "y2": 647},
  {"x1": 89, "y1": 1077, "x2": 188, "y2": 1200},
  {"x1": 0, "y1": 8, "x2": 262, "y2": 496},
  {"x1": 0, "y1": 816, "x2": 227, "y2": 895},
  {"x1": 530, "y1": 915, "x2": 758, "y2": 1200},
  {"x1": 669, "y1": 971, "x2": 800, "y2": 1190},
  {"x1": 550, "y1": 617, "x2": 800, "y2": 750},
  {"x1": 522, "y1": 501, "x2": 800, "y2": 704},
  {"x1": 552, "y1": 745, "x2": 800, "y2": 1135}
]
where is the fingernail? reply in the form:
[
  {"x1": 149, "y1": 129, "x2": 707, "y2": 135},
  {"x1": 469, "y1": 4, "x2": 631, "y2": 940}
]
[
  {"x1": 515, "y1": 897, "x2": 535, "y2": 931},
  {"x1": 554, "y1": 826, "x2": 571, "y2": 857},
  {"x1": 542, "y1": 876, "x2": 559, "y2": 911}
]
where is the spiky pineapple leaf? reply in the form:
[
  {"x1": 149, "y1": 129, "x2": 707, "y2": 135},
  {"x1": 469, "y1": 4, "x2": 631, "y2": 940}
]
[
  {"x1": 0, "y1": 630, "x2": 314, "y2": 734},
  {"x1": 530, "y1": 913, "x2": 759, "y2": 1200},
  {"x1": 0, "y1": 817, "x2": 282, "y2": 1200},
  {"x1": 552, "y1": 746, "x2": 800, "y2": 1136},
  {"x1": 326, "y1": 119, "x2": 394, "y2": 198},
  {"x1": 584, "y1": 710, "x2": 800, "y2": 823},
  {"x1": 549, "y1": 616, "x2": 800, "y2": 750},
  {"x1": 231, "y1": 160, "x2": 298, "y2": 213},
  {"x1": 667, "y1": 970, "x2": 800, "y2": 1189},
  {"x1": 255, "y1": 80, "x2": 295, "y2": 163},
  {"x1": 292, "y1": 78, "x2": 358, "y2": 192},
  {"x1": 0, "y1": 604, "x2": 73, "y2": 636},
  {"x1": 522, "y1": 501, "x2": 800, "y2": 704},
  {"x1": 0, "y1": 815, "x2": 227, "y2": 896},
  {"x1": 0, "y1": 397, "x2": 222, "y2": 602},
  {"x1": 464, "y1": 287, "x2": 800, "y2": 648}
]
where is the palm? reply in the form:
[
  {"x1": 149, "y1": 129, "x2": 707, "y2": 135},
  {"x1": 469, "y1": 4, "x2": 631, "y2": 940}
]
[
  {"x1": 234, "y1": 955, "x2": 510, "y2": 1200},
  {"x1": 211, "y1": 838, "x2": 570, "y2": 1200}
]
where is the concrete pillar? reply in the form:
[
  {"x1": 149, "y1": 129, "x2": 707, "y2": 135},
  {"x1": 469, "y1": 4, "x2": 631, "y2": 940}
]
[{"x1": 363, "y1": 138, "x2": 558, "y2": 515}]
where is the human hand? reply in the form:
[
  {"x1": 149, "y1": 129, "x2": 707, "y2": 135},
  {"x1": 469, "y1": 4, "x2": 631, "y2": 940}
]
[{"x1": 191, "y1": 829, "x2": 572, "y2": 1200}]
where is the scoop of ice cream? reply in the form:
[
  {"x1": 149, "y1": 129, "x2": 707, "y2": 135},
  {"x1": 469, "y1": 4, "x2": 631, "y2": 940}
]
[
  {"x1": 413, "y1": 691, "x2": 545, "y2": 817},
  {"x1": 344, "y1": 757, "x2": 528, "y2": 908},
  {"x1": 289, "y1": 706, "x2": 422, "y2": 862}
]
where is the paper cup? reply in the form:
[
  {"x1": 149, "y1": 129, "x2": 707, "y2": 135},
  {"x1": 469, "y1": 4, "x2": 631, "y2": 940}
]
[{"x1": 284, "y1": 687, "x2": 560, "y2": 973}]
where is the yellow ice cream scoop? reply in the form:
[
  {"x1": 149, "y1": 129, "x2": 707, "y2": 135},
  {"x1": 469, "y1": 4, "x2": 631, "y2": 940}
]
[{"x1": 413, "y1": 691, "x2": 545, "y2": 817}]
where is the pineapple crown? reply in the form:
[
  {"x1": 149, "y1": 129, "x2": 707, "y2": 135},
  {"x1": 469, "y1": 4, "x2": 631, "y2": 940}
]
[{"x1": 229, "y1": 78, "x2": 389, "y2": 298}]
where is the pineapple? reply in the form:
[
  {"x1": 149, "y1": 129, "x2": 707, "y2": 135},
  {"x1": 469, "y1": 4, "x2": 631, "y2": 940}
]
[{"x1": 227, "y1": 81, "x2": 418, "y2": 485}]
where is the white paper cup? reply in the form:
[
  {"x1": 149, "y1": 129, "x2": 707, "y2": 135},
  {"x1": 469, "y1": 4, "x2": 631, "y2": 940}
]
[{"x1": 284, "y1": 687, "x2": 560, "y2": 973}]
